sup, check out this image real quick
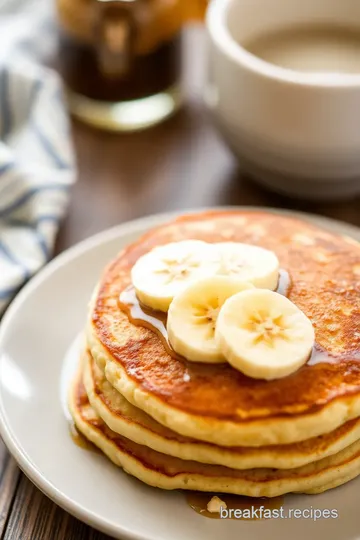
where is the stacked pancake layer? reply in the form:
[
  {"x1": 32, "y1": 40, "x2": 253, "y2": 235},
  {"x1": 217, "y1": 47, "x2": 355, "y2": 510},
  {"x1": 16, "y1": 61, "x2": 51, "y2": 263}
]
[{"x1": 70, "y1": 211, "x2": 360, "y2": 497}]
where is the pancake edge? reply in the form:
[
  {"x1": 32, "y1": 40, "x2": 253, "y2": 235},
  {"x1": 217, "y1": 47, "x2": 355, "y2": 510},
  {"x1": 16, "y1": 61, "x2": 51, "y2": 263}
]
[
  {"x1": 84, "y1": 349, "x2": 360, "y2": 470},
  {"x1": 87, "y1": 321, "x2": 360, "y2": 447},
  {"x1": 69, "y1": 369, "x2": 360, "y2": 498}
]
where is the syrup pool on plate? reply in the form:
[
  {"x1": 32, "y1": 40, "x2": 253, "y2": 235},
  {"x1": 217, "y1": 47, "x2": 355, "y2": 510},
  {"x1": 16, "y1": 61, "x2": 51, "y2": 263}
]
[{"x1": 185, "y1": 491, "x2": 285, "y2": 519}]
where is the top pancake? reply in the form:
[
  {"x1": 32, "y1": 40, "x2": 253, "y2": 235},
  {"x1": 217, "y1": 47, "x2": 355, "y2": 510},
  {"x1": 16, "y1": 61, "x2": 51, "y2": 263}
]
[{"x1": 88, "y1": 210, "x2": 360, "y2": 446}]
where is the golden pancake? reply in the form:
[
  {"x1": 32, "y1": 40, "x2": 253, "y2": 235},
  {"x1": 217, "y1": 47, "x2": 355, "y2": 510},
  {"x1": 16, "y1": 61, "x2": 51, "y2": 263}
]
[
  {"x1": 69, "y1": 367, "x2": 360, "y2": 497},
  {"x1": 87, "y1": 210, "x2": 360, "y2": 447},
  {"x1": 84, "y1": 348, "x2": 360, "y2": 469}
]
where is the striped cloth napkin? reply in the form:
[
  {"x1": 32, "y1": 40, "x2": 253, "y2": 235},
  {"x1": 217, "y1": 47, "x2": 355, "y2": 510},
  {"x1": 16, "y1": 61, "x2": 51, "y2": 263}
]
[{"x1": 0, "y1": 0, "x2": 76, "y2": 316}]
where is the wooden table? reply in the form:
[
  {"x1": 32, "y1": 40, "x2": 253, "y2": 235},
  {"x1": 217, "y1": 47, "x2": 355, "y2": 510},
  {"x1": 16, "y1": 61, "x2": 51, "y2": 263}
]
[{"x1": 1, "y1": 26, "x2": 360, "y2": 540}]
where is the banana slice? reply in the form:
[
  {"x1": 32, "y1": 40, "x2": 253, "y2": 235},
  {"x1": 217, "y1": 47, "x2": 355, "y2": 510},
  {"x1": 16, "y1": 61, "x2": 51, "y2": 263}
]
[
  {"x1": 214, "y1": 243, "x2": 279, "y2": 290},
  {"x1": 131, "y1": 240, "x2": 219, "y2": 312},
  {"x1": 167, "y1": 276, "x2": 254, "y2": 363},
  {"x1": 216, "y1": 289, "x2": 315, "y2": 380}
]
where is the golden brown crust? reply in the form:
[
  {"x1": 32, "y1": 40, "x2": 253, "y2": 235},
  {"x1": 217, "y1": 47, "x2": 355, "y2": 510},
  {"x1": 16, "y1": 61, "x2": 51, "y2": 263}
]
[{"x1": 91, "y1": 210, "x2": 360, "y2": 423}]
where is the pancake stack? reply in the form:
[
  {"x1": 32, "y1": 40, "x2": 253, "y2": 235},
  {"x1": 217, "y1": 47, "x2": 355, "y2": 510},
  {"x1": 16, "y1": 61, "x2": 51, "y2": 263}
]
[{"x1": 69, "y1": 210, "x2": 360, "y2": 498}]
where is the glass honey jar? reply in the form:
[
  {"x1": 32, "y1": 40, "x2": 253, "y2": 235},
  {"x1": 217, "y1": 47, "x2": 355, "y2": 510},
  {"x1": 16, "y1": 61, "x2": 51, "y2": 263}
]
[{"x1": 56, "y1": 0, "x2": 207, "y2": 131}]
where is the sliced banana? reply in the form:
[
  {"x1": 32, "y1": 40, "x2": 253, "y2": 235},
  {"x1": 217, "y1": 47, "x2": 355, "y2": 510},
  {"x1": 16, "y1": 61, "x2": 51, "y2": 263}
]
[
  {"x1": 167, "y1": 276, "x2": 254, "y2": 363},
  {"x1": 216, "y1": 289, "x2": 315, "y2": 380},
  {"x1": 131, "y1": 240, "x2": 219, "y2": 312},
  {"x1": 214, "y1": 242, "x2": 279, "y2": 290}
]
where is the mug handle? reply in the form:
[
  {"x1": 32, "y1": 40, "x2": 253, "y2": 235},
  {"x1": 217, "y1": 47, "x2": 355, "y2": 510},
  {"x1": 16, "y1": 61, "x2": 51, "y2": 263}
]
[{"x1": 94, "y1": 0, "x2": 138, "y2": 78}]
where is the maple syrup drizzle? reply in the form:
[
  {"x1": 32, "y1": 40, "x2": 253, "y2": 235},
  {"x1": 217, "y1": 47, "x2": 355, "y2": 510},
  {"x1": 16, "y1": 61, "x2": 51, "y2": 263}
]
[
  {"x1": 69, "y1": 422, "x2": 100, "y2": 453},
  {"x1": 119, "y1": 269, "x2": 353, "y2": 366},
  {"x1": 119, "y1": 286, "x2": 172, "y2": 353},
  {"x1": 185, "y1": 491, "x2": 285, "y2": 519},
  {"x1": 119, "y1": 269, "x2": 292, "y2": 359}
]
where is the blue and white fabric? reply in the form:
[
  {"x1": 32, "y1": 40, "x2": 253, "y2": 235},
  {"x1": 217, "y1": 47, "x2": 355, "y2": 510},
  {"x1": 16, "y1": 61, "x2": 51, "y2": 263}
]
[{"x1": 0, "y1": 0, "x2": 76, "y2": 315}]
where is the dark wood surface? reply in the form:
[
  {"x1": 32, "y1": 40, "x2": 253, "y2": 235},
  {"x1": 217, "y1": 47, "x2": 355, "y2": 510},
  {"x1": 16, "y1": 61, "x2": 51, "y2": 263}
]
[{"x1": 1, "y1": 26, "x2": 360, "y2": 540}]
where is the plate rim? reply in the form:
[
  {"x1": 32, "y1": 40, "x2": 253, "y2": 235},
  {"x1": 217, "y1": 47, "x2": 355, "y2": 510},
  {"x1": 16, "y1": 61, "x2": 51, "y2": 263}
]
[{"x1": 1, "y1": 205, "x2": 360, "y2": 539}]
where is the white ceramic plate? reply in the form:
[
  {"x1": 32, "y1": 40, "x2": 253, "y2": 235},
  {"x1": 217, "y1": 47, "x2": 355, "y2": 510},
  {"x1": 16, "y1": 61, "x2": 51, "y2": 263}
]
[{"x1": 1, "y1": 208, "x2": 360, "y2": 540}]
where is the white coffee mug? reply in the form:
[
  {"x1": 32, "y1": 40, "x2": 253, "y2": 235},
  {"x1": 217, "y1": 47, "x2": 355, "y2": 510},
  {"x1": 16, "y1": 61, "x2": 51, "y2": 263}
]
[{"x1": 206, "y1": 0, "x2": 360, "y2": 199}]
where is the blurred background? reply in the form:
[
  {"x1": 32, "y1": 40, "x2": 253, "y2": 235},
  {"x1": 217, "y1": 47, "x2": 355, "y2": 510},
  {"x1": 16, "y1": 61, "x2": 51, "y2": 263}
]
[
  {"x1": 55, "y1": 0, "x2": 360, "y2": 247},
  {"x1": 0, "y1": 0, "x2": 359, "y2": 261}
]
